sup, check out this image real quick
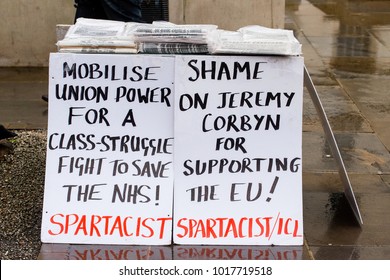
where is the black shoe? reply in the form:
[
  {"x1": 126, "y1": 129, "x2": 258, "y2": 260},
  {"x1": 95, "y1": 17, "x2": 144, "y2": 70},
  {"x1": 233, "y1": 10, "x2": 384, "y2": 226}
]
[
  {"x1": 0, "y1": 125, "x2": 17, "y2": 140},
  {"x1": 42, "y1": 95, "x2": 48, "y2": 102}
]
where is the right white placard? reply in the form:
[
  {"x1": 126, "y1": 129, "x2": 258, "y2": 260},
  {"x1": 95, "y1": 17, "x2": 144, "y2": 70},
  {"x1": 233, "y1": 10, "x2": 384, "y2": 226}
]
[{"x1": 173, "y1": 55, "x2": 304, "y2": 245}]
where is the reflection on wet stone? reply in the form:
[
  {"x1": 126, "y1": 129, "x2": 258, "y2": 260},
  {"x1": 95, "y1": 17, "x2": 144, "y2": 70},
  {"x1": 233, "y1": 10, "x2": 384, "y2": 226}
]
[
  {"x1": 39, "y1": 244, "x2": 305, "y2": 260},
  {"x1": 324, "y1": 192, "x2": 362, "y2": 228},
  {"x1": 328, "y1": 112, "x2": 366, "y2": 131},
  {"x1": 301, "y1": 0, "x2": 390, "y2": 75},
  {"x1": 313, "y1": 192, "x2": 362, "y2": 260}
]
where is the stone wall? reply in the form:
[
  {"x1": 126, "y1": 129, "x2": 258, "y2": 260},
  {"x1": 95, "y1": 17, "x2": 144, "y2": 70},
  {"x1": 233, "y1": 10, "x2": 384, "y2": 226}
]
[
  {"x1": 0, "y1": 0, "x2": 285, "y2": 67},
  {"x1": 0, "y1": 0, "x2": 75, "y2": 67},
  {"x1": 169, "y1": 0, "x2": 285, "y2": 30}
]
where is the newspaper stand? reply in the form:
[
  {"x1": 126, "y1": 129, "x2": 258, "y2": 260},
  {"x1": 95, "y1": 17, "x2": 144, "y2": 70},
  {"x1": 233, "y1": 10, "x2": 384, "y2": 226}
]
[{"x1": 40, "y1": 22, "x2": 362, "y2": 247}]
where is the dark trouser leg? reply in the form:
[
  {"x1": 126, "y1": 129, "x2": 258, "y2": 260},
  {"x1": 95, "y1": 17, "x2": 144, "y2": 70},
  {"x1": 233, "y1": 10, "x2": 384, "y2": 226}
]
[
  {"x1": 100, "y1": 0, "x2": 143, "y2": 22},
  {"x1": 74, "y1": 0, "x2": 108, "y2": 22}
]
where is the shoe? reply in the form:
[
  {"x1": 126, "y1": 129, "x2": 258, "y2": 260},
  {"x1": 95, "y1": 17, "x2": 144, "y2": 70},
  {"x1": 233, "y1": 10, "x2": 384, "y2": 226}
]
[
  {"x1": 42, "y1": 95, "x2": 48, "y2": 102},
  {"x1": 0, "y1": 125, "x2": 17, "y2": 140}
]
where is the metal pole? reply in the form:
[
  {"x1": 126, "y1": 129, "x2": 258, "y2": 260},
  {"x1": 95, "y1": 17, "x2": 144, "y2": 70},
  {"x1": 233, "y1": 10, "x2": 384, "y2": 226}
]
[{"x1": 304, "y1": 66, "x2": 363, "y2": 226}]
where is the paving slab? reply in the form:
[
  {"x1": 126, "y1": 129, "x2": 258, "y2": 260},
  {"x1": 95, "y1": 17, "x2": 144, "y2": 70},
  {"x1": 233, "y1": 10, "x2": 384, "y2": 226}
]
[
  {"x1": 309, "y1": 245, "x2": 390, "y2": 260},
  {"x1": 303, "y1": 192, "x2": 390, "y2": 247},
  {"x1": 303, "y1": 86, "x2": 373, "y2": 133},
  {"x1": 303, "y1": 172, "x2": 389, "y2": 193},
  {"x1": 303, "y1": 132, "x2": 390, "y2": 174}
]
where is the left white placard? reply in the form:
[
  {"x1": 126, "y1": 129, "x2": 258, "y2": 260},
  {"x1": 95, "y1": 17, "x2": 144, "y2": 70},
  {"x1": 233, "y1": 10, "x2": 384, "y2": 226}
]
[{"x1": 41, "y1": 53, "x2": 175, "y2": 245}]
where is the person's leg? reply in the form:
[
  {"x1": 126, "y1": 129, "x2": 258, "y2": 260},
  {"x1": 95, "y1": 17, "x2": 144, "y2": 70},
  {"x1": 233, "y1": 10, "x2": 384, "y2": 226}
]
[
  {"x1": 74, "y1": 0, "x2": 108, "y2": 22},
  {"x1": 0, "y1": 125, "x2": 17, "y2": 140},
  {"x1": 100, "y1": 0, "x2": 143, "y2": 22}
]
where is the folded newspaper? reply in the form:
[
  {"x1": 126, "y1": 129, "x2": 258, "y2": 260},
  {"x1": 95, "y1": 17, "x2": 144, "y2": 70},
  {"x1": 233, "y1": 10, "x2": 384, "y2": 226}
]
[
  {"x1": 138, "y1": 42, "x2": 209, "y2": 54},
  {"x1": 57, "y1": 18, "x2": 141, "y2": 53},
  {"x1": 134, "y1": 21, "x2": 217, "y2": 44},
  {"x1": 208, "y1": 25, "x2": 302, "y2": 55},
  {"x1": 134, "y1": 21, "x2": 217, "y2": 54}
]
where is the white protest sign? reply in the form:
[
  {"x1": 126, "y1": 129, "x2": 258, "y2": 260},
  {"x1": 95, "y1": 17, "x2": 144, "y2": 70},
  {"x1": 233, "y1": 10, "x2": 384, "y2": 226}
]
[
  {"x1": 173, "y1": 55, "x2": 304, "y2": 245},
  {"x1": 41, "y1": 53, "x2": 175, "y2": 245}
]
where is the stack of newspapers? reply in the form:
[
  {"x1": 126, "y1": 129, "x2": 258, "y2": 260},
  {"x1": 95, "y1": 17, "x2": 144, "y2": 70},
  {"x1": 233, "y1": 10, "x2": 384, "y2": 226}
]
[
  {"x1": 208, "y1": 25, "x2": 302, "y2": 56},
  {"x1": 134, "y1": 21, "x2": 217, "y2": 54},
  {"x1": 57, "y1": 18, "x2": 301, "y2": 56},
  {"x1": 57, "y1": 18, "x2": 140, "y2": 54}
]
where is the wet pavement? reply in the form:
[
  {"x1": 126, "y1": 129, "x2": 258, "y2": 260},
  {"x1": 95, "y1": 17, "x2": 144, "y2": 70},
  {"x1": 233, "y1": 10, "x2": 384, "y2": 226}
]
[
  {"x1": 288, "y1": 0, "x2": 390, "y2": 260},
  {"x1": 1, "y1": 0, "x2": 390, "y2": 260}
]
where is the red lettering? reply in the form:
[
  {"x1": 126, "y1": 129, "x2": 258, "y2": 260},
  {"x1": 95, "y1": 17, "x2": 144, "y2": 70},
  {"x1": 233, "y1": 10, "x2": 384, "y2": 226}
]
[
  {"x1": 215, "y1": 218, "x2": 227, "y2": 236},
  {"x1": 194, "y1": 219, "x2": 206, "y2": 238},
  {"x1": 224, "y1": 218, "x2": 238, "y2": 238},
  {"x1": 293, "y1": 220, "x2": 302, "y2": 237},
  {"x1": 176, "y1": 218, "x2": 189, "y2": 238},
  {"x1": 189, "y1": 219, "x2": 197, "y2": 237},
  {"x1": 110, "y1": 216, "x2": 124, "y2": 236},
  {"x1": 65, "y1": 214, "x2": 79, "y2": 234},
  {"x1": 90, "y1": 215, "x2": 102, "y2": 237},
  {"x1": 141, "y1": 218, "x2": 154, "y2": 238},
  {"x1": 175, "y1": 216, "x2": 300, "y2": 240},
  {"x1": 74, "y1": 215, "x2": 87, "y2": 235},
  {"x1": 47, "y1": 213, "x2": 171, "y2": 239},
  {"x1": 157, "y1": 217, "x2": 172, "y2": 239},
  {"x1": 277, "y1": 217, "x2": 302, "y2": 237},
  {"x1": 102, "y1": 215, "x2": 112, "y2": 235},
  {"x1": 262, "y1": 217, "x2": 272, "y2": 237},
  {"x1": 239, "y1": 217, "x2": 248, "y2": 237},
  {"x1": 123, "y1": 216, "x2": 133, "y2": 237},
  {"x1": 285, "y1": 218, "x2": 293, "y2": 235},
  {"x1": 48, "y1": 214, "x2": 65, "y2": 235},
  {"x1": 206, "y1": 219, "x2": 217, "y2": 238}
]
